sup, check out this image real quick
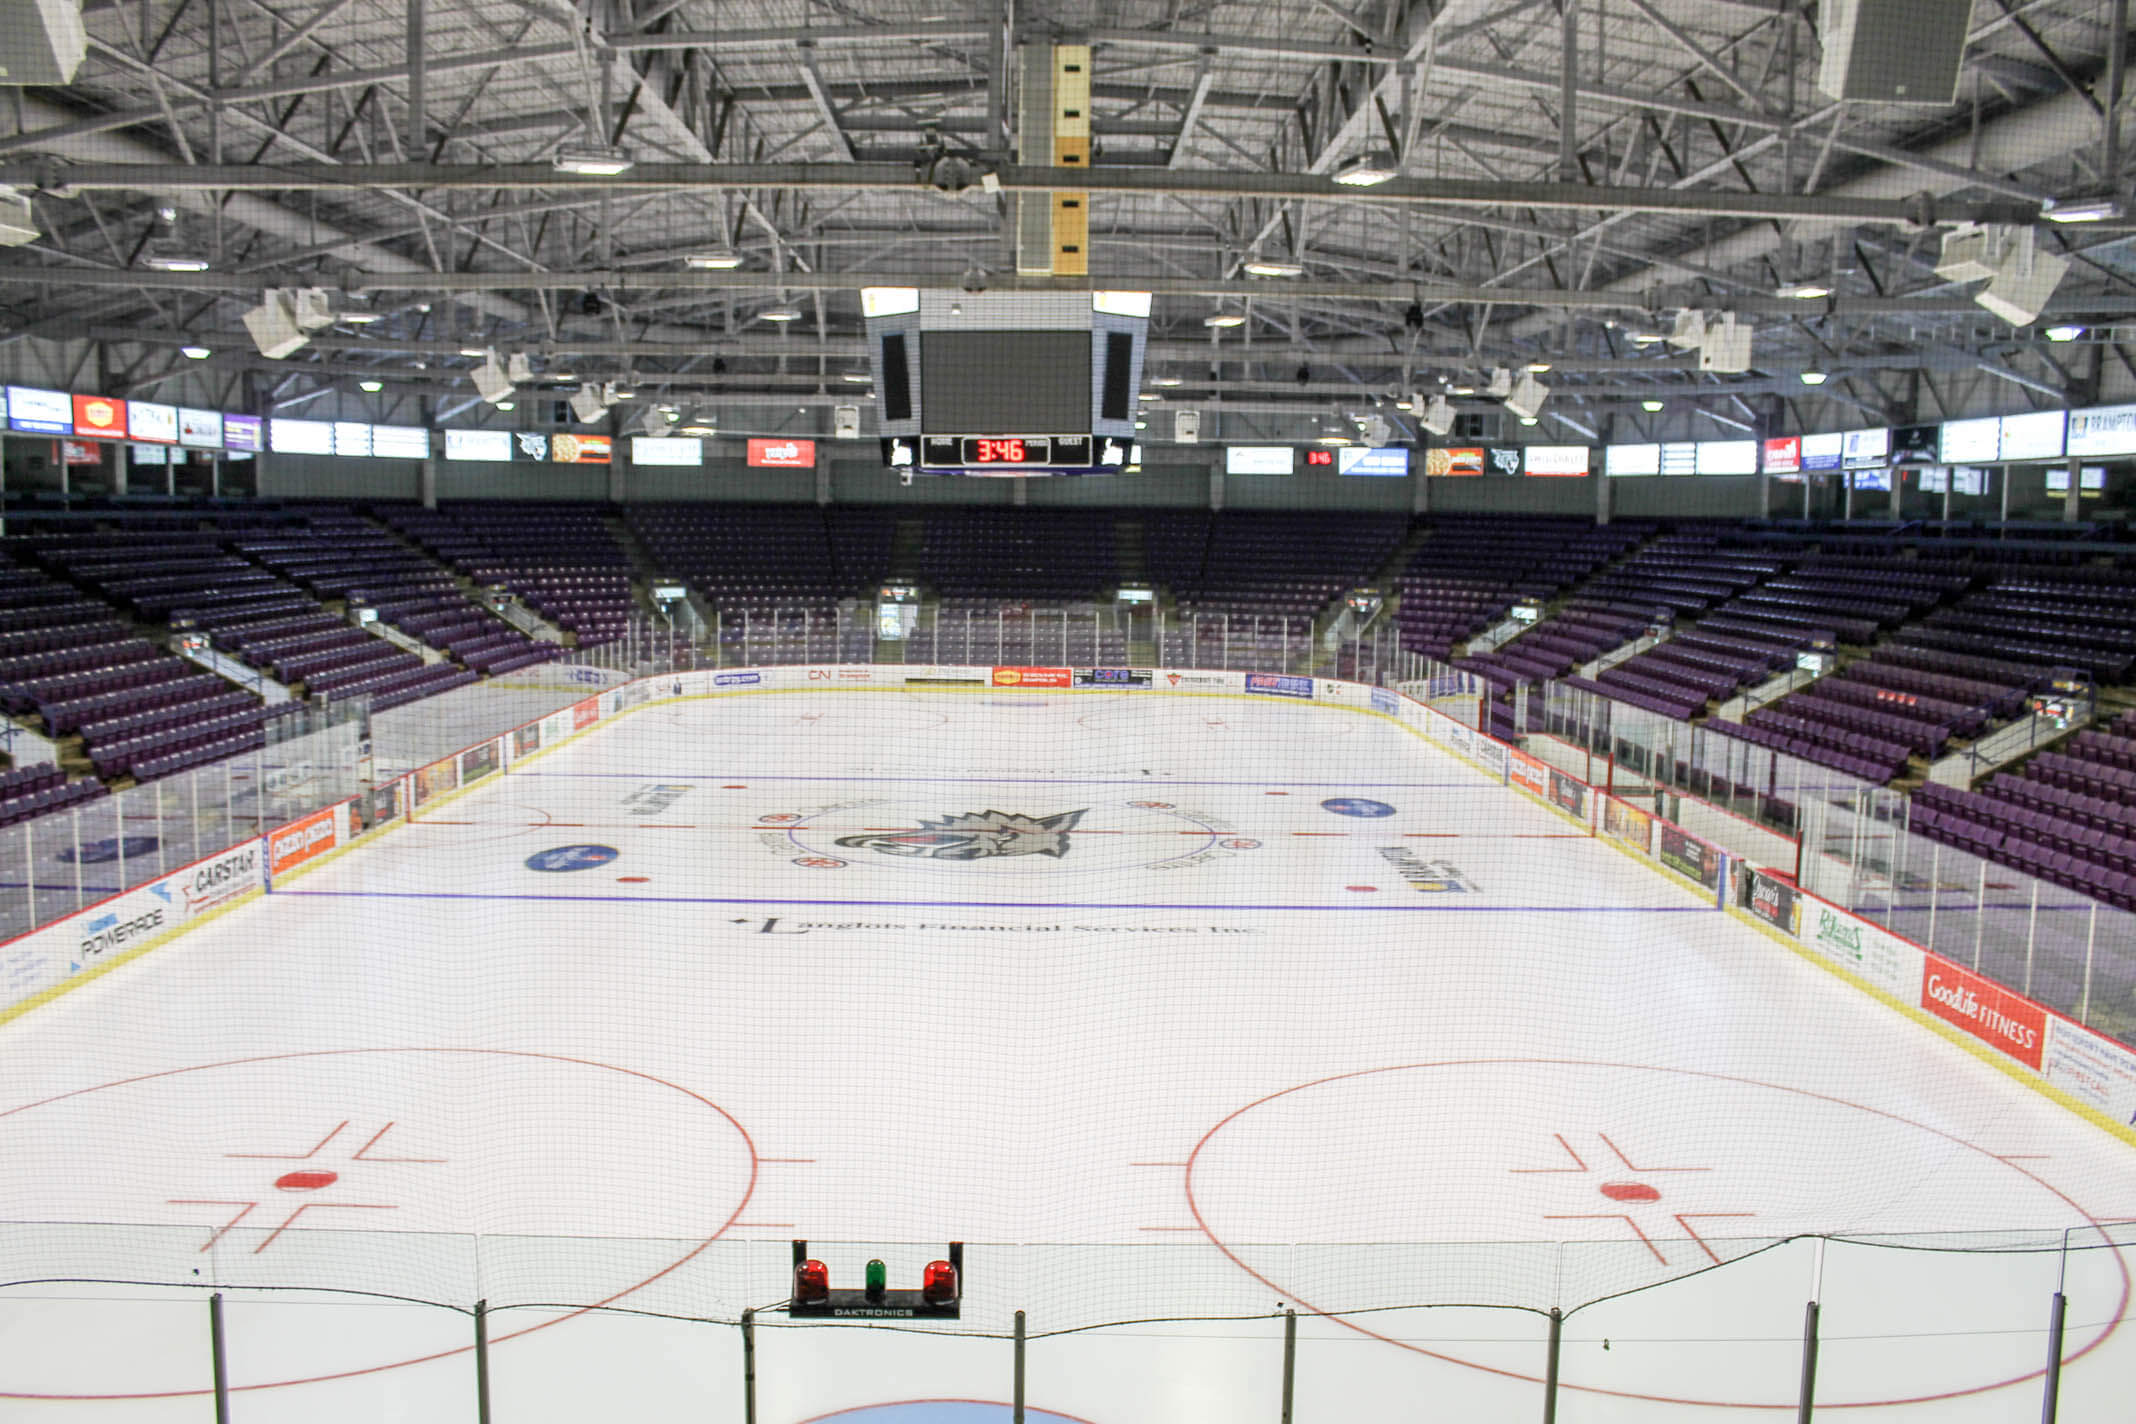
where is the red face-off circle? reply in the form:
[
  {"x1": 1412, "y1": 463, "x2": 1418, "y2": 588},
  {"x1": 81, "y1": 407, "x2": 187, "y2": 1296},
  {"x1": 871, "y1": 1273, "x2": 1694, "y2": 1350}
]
[
  {"x1": 0, "y1": 1048, "x2": 758, "y2": 1401},
  {"x1": 1182, "y1": 1058, "x2": 2129, "y2": 1410}
]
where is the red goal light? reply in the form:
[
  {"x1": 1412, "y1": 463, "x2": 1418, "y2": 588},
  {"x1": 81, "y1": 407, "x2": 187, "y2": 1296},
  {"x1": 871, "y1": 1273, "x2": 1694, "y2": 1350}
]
[
  {"x1": 794, "y1": 1258, "x2": 829, "y2": 1305},
  {"x1": 922, "y1": 1259, "x2": 959, "y2": 1304}
]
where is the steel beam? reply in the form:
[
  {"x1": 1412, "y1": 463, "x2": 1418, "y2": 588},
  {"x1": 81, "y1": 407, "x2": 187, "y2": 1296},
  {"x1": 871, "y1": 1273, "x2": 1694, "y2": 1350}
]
[{"x1": 4, "y1": 159, "x2": 2040, "y2": 224}]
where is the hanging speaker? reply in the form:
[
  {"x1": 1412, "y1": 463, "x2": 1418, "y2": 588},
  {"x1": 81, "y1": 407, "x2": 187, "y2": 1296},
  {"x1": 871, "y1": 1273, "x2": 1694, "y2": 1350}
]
[
  {"x1": 0, "y1": 0, "x2": 86, "y2": 85},
  {"x1": 1817, "y1": 0, "x2": 1970, "y2": 104},
  {"x1": 1099, "y1": 331, "x2": 1134, "y2": 421},
  {"x1": 833, "y1": 405, "x2": 861, "y2": 439}
]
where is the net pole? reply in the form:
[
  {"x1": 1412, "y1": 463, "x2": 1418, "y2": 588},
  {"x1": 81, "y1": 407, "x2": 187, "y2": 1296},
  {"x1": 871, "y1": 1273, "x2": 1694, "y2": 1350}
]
[
  {"x1": 208, "y1": 1292, "x2": 230, "y2": 1424},
  {"x1": 115, "y1": 790, "x2": 126, "y2": 890},
  {"x1": 474, "y1": 1299, "x2": 492, "y2": 1424},
  {"x1": 2040, "y1": 1289, "x2": 2068, "y2": 1424},
  {"x1": 1542, "y1": 1307, "x2": 1562, "y2": 1424},
  {"x1": 1797, "y1": 1239, "x2": 1825, "y2": 1424},
  {"x1": 70, "y1": 809, "x2": 81, "y2": 910},
  {"x1": 741, "y1": 1307, "x2": 757, "y2": 1424},
  {"x1": 1012, "y1": 1309, "x2": 1025, "y2": 1424},
  {"x1": 1279, "y1": 1308, "x2": 1296, "y2": 1424}
]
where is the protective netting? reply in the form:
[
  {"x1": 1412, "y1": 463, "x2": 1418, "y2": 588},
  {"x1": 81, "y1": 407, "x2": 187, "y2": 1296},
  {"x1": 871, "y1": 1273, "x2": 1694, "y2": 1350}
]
[{"x1": 2, "y1": 675, "x2": 2134, "y2": 1408}]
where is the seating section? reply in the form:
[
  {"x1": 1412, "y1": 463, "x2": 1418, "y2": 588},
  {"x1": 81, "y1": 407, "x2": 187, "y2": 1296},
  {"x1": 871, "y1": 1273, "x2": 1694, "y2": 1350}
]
[
  {"x1": 1154, "y1": 511, "x2": 1407, "y2": 618},
  {"x1": 383, "y1": 504, "x2": 636, "y2": 647},
  {"x1": 916, "y1": 510, "x2": 1121, "y2": 601},
  {"x1": 1394, "y1": 517, "x2": 1643, "y2": 662},
  {"x1": 625, "y1": 504, "x2": 892, "y2": 614}
]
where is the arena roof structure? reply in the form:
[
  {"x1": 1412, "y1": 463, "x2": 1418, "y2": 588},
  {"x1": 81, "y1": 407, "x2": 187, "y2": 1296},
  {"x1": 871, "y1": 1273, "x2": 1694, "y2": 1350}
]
[{"x1": 0, "y1": 0, "x2": 2131, "y2": 442}]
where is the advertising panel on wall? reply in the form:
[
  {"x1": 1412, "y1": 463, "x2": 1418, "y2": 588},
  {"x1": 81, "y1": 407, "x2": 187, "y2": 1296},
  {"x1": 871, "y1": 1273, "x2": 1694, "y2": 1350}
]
[
  {"x1": 1523, "y1": 445, "x2": 1589, "y2": 476},
  {"x1": 1658, "y1": 442, "x2": 1698, "y2": 476},
  {"x1": 1695, "y1": 440, "x2": 1757, "y2": 475},
  {"x1": 1225, "y1": 445, "x2": 1295, "y2": 474},
  {"x1": 1842, "y1": 427, "x2": 1889, "y2": 467},
  {"x1": 572, "y1": 697, "x2": 600, "y2": 730},
  {"x1": 748, "y1": 437, "x2": 815, "y2": 468},
  {"x1": 2067, "y1": 402, "x2": 2136, "y2": 458},
  {"x1": 1508, "y1": 749, "x2": 1550, "y2": 798},
  {"x1": 1244, "y1": 672, "x2": 1313, "y2": 699},
  {"x1": 412, "y1": 756, "x2": 459, "y2": 806},
  {"x1": 459, "y1": 739, "x2": 501, "y2": 783},
  {"x1": 1601, "y1": 797, "x2": 1654, "y2": 854},
  {"x1": 2042, "y1": 1019, "x2": 2136, "y2": 1126},
  {"x1": 1921, "y1": 957, "x2": 2046, "y2": 1070},
  {"x1": 1761, "y1": 437, "x2": 1799, "y2": 475},
  {"x1": 267, "y1": 805, "x2": 340, "y2": 879},
  {"x1": 1423, "y1": 447, "x2": 1483, "y2": 476},
  {"x1": 632, "y1": 436, "x2": 703, "y2": 466},
  {"x1": 1337, "y1": 447, "x2": 1410, "y2": 476},
  {"x1": 1605, "y1": 443, "x2": 1659, "y2": 477},
  {"x1": 1546, "y1": 768, "x2": 1589, "y2": 820},
  {"x1": 128, "y1": 402, "x2": 178, "y2": 444},
  {"x1": 1657, "y1": 823, "x2": 1724, "y2": 889},
  {"x1": 332, "y1": 421, "x2": 374, "y2": 458},
  {"x1": 445, "y1": 428, "x2": 513, "y2": 462},
  {"x1": 1485, "y1": 447, "x2": 1523, "y2": 477},
  {"x1": 1744, "y1": 867, "x2": 1802, "y2": 934},
  {"x1": 1997, "y1": 409, "x2": 2066, "y2": 462},
  {"x1": 372, "y1": 425, "x2": 431, "y2": 459},
  {"x1": 551, "y1": 433, "x2": 611, "y2": 464},
  {"x1": 178, "y1": 409, "x2": 223, "y2": 448},
  {"x1": 72, "y1": 394, "x2": 126, "y2": 439},
  {"x1": 991, "y1": 666, "x2": 1072, "y2": 688},
  {"x1": 8, "y1": 386, "x2": 71, "y2": 435},
  {"x1": 1798, "y1": 432, "x2": 1843, "y2": 472},
  {"x1": 223, "y1": 414, "x2": 262, "y2": 452},
  {"x1": 270, "y1": 418, "x2": 334, "y2": 455},
  {"x1": 1801, "y1": 900, "x2": 1923, "y2": 1002}
]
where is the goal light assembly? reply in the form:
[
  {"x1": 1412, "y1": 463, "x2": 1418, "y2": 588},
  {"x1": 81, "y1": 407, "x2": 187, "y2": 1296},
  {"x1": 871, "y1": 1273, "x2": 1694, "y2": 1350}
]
[
  {"x1": 568, "y1": 384, "x2": 610, "y2": 424},
  {"x1": 788, "y1": 1240, "x2": 962, "y2": 1319}
]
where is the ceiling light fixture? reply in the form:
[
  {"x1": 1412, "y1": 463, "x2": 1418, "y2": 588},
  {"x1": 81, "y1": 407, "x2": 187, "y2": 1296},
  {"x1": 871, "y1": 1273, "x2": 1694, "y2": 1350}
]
[
  {"x1": 1641, "y1": 399, "x2": 1665, "y2": 412},
  {"x1": 1332, "y1": 149, "x2": 1400, "y2": 187},
  {"x1": 760, "y1": 301, "x2": 804, "y2": 322},
  {"x1": 1628, "y1": 331, "x2": 1667, "y2": 345},
  {"x1": 1518, "y1": 416, "x2": 1539, "y2": 426},
  {"x1": 459, "y1": 347, "x2": 487, "y2": 358},
  {"x1": 1151, "y1": 374, "x2": 1184, "y2": 387},
  {"x1": 1525, "y1": 362, "x2": 1553, "y2": 372},
  {"x1": 1203, "y1": 312, "x2": 1246, "y2": 328},
  {"x1": 495, "y1": 401, "x2": 515, "y2": 411},
  {"x1": 1775, "y1": 281, "x2": 1831, "y2": 299},
  {"x1": 2042, "y1": 194, "x2": 2123, "y2": 224},
  {"x1": 1799, "y1": 370, "x2": 1829, "y2": 385},
  {"x1": 359, "y1": 379, "x2": 383, "y2": 392},
  {"x1": 180, "y1": 345, "x2": 210, "y2": 359},
  {"x1": 553, "y1": 144, "x2": 635, "y2": 176},
  {"x1": 841, "y1": 369, "x2": 873, "y2": 383},
  {"x1": 2045, "y1": 324, "x2": 2086, "y2": 342},
  {"x1": 1242, "y1": 257, "x2": 1306, "y2": 278},
  {"x1": 340, "y1": 311, "x2": 382, "y2": 325},
  {"x1": 683, "y1": 250, "x2": 745, "y2": 269}
]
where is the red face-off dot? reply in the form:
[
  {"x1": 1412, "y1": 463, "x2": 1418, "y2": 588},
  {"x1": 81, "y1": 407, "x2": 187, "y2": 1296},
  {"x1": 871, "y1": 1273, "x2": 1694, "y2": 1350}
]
[
  {"x1": 274, "y1": 1170, "x2": 338, "y2": 1192},
  {"x1": 1600, "y1": 1181, "x2": 1661, "y2": 1202},
  {"x1": 617, "y1": 876, "x2": 650, "y2": 883}
]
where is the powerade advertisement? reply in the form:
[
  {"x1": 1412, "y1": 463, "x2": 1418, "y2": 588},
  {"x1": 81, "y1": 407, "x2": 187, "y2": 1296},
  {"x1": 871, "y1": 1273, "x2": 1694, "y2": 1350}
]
[
  {"x1": 1245, "y1": 673, "x2": 1313, "y2": 699},
  {"x1": 1658, "y1": 823, "x2": 1723, "y2": 889}
]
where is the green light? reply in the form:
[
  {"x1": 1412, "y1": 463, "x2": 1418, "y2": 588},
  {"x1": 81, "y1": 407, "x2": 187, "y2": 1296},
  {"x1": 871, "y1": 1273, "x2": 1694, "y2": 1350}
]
[{"x1": 864, "y1": 1259, "x2": 888, "y2": 1301}]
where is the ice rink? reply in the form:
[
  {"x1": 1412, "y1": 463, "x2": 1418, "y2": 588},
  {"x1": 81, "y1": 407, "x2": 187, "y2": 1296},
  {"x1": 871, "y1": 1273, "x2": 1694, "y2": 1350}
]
[{"x1": 1, "y1": 687, "x2": 2132, "y2": 1423}]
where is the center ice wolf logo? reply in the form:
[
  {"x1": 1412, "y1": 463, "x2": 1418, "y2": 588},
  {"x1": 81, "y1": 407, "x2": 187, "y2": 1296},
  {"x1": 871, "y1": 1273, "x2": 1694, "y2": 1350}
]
[{"x1": 836, "y1": 809, "x2": 1087, "y2": 861}]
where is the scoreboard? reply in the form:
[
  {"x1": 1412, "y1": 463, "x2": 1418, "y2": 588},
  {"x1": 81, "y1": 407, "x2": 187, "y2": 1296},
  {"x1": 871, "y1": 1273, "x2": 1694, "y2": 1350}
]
[
  {"x1": 864, "y1": 289, "x2": 1148, "y2": 476},
  {"x1": 885, "y1": 433, "x2": 1130, "y2": 475}
]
